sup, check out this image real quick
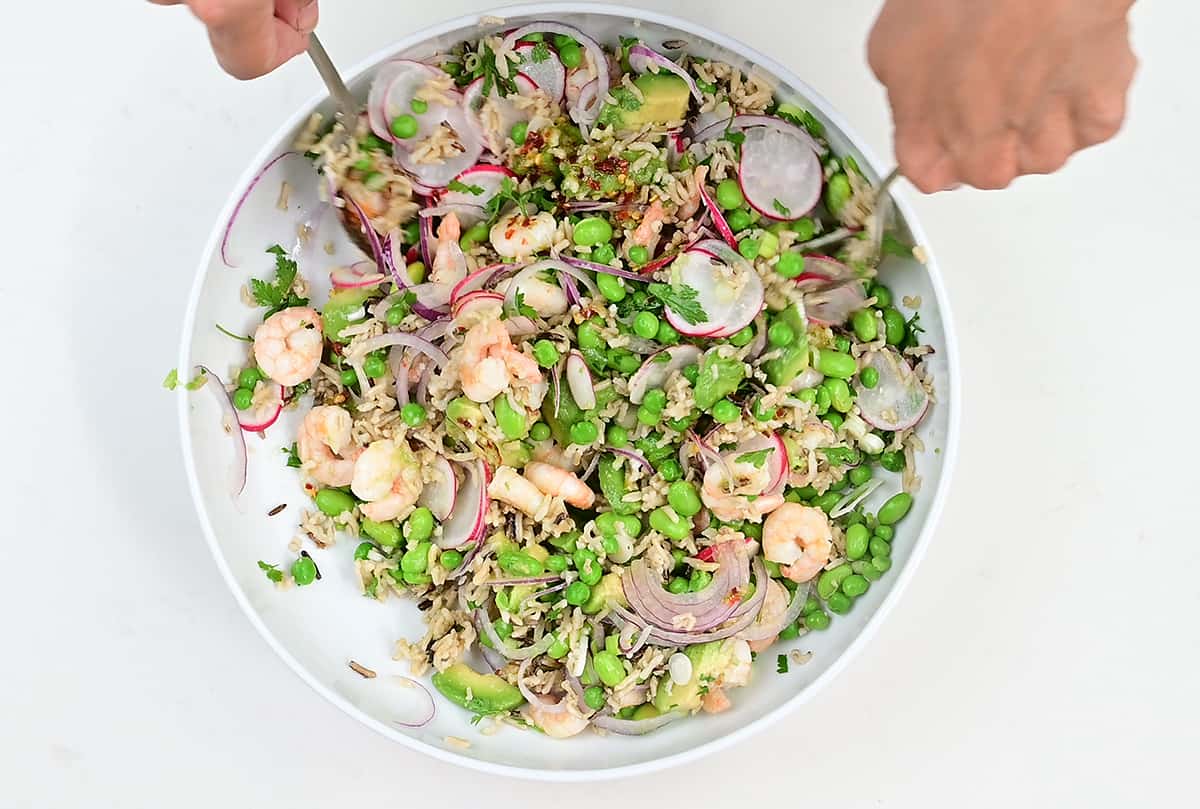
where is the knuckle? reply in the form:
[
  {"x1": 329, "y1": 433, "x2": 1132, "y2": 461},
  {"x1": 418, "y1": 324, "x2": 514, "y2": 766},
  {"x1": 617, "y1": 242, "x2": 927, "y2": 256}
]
[{"x1": 189, "y1": 0, "x2": 236, "y2": 27}]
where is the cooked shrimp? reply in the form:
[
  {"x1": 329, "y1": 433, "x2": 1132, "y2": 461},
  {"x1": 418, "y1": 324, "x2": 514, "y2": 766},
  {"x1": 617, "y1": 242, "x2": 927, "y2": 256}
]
[
  {"x1": 675, "y1": 166, "x2": 709, "y2": 221},
  {"x1": 521, "y1": 703, "x2": 590, "y2": 739},
  {"x1": 630, "y1": 200, "x2": 666, "y2": 250},
  {"x1": 762, "y1": 503, "x2": 833, "y2": 583},
  {"x1": 351, "y1": 439, "x2": 424, "y2": 522},
  {"x1": 506, "y1": 276, "x2": 568, "y2": 318},
  {"x1": 431, "y1": 212, "x2": 467, "y2": 286},
  {"x1": 297, "y1": 405, "x2": 361, "y2": 487},
  {"x1": 702, "y1": 687, "x2": 732, "y2": 714},
  {"x1": 746, "y1": 580, "x2": 791, "y2": 653},
  {"x1": 531, "y1": 442, "x2": 579, "y2": 470},
  {"x1": 455, "y1": 318, "x2": 544, "y2": 404},
  {"x1": 490, "y1": 210, "x2": 557, "y2": 258},
  {"x1": 524, "y1": 461, "x2": 595, "y2": 509},
  {"x1": 701, "y1": 454, "x2": 784, "y2": 523},
  {"x1": 488, "y1": 465, "x2": 551, "y2": 517},
  {"x1": 253, "y1": 306, "x2": 323, "y2": 387},
  {"x1": 346, "y1": 182, "x2": 386, "y2": 218}
]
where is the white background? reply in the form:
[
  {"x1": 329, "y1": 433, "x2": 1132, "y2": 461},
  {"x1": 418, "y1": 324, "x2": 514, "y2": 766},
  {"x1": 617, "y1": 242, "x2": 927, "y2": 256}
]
[{"x1": 3, "y1": 0, "x2": 1197, "y2": 805}]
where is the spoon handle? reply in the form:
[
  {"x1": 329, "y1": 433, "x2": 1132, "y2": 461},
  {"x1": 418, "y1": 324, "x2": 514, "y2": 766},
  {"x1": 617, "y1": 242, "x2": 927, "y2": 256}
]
[{"x1": 306, "y1": 32, "x2": 358, "y2": 124}]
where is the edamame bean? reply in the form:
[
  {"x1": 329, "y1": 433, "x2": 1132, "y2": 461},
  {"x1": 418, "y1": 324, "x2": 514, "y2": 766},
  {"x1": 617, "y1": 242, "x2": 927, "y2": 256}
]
[
  {"x1": 667, "y1": 576, "x2": 688, "y2": 594},
  {"x1": 826, "y1": 591, "x2": 852, "y2": 614},
  {"x1": 658, "y1": 458, "x2": 682, "y2": 482},
  {"x1": 872, "y1": 556, "x2": 892, "y2": 573},
  {"x1": 667, "y1": 481, "x2": 702, "y2": 517},
  {"x1": 825, "y1": 377, "x2": 854, "y2": 412},
  {"x1": 354, "y1": 541, "x2": 374, "y2": 561},
  {"x1": 593, "y1": 651, "x2": 625, "y2": 687},
  {"x1": 545, "y1": 554, "x2": 568, "y2": 573},
  {"x1": 715, "y1": 178, "x2": 744, "y2": 210},
  {"x1": 362, "y1": 518, "x2": 402, "y2": 548},
  {"x1": 768, "y1": 321, "x2": 796, "y2": 346},
  {"x1": 291, "y1": 556, "x2": 317, "y2": 586},
  {"x1": 609, "y1": 349, "x2": 641, "y2": 374},
  {"x1": 874, "y1": 524, "x2": 895, "y2": 541},
  {"x1": 852, "y1": 308, "x2": 878, "y2": 342},
  {"x1": 835, "y1": 336, "x2": 852, "y2": 353},
  {"x1": 531, "y1": 339, "x2": 559, "y2": 369},
  {"x1": 656, "y1": 321, "x2": 679, "y2": 345},
  {"x1": 845, "y1": 523, "x2": 870, "y2": 561},
  {"x1": 848, "y1": 465, "x2": 872, "y2": 486},
  {"x1": 339, "y1": 368, "x2": 358, "y2": 386},
  {"x1": 813, "y1": 491, "x2": 840, "y2": 513},
  {"x1": 649, "y1": 507, "x2": 691, "y2": 541},
  {"x1": 804, "y1": 611, "x2": 831, "y2": 630},
  {"x1": 577, "y1": 321, "x2": 604, "y2": 350},
  {"x1": 573, "y1": 216, "x2": 613, "y2": 246},
  {"x1": 406, "y1": 507, "x2": 435, "y2": 543},
  {"x1": 815, "y1": 349, "x2": 857, "y2": 379},
  {"x1": 494, "y1": 395, "x2": 528, "y2": 440},
  {"x1": 880, "y1": 450, "x2": 905, "y2": 473},
  {"x1": 498, "y1": 550, "x2": 544, "y2": 577},
  {"x1": 559, "y1": 41, "x2": 583, "y2": 69},
  {"x1": 459, "y1": 222, "x2": 489, "y2": 251},
  {"x1": 877, "y1": 492, "x2": 913, "y2": 525},
  {"x1": 548, "y1": 636, "x2": 569, "y2": 659},
  {"x1": 592, "y1": 243, "x2": 616, "y2": 265},
  {"x1": 386, "y1": 301, "x2": 409, "y2": 326},
  {"x1": 570, "y1": 420, "x2": 600, "y2": 445},
  {"x1": 643, "y1": 389, "x2": 667, "y2": 412},
  {"x1": 688, "y1": 569, "x2": 713, "y2": 592},
  {"x1": 816, "y1": 564, "x2": 853, "y2": 599},
  {"x1": 778, "y1": 622, "x2": 800, "y2": 641},
  {"x1": 841, "y1": 574, "x2": 869, "y2": 598},
  {"x1": 869, "y1": 537, "x2": 892, "y2": 558},
  {"x1": 401, "y1": 541, "x2": 432, "y2": 575},
  {"x1": 730, "y1": 325, "x2": 754, "y2": 346},
  {"x1": 633, "y1": 311, "x2": 660, "y2": 339},
  {"x1": 575, "y1": 549, "x2": 603, "y2": 585},
  {"x1": 681, "y1": 364, "x2": 699, "y2": 385},
  {"x1": 315, "y1": 488, "x2": 355, "y2": 517},
  {"x1": 852, "y1": 559, "x2": 882, "y2": 582},
  {"x1": 596, "y1": 272, "x2": 626, "y2": 302},
  {"x1": 882, "y1": 307, "x2": 907, "y2": 345},
  {"x1": 637, "y1": 406, "x2": 660, "y2": 426},
  {"x1": 871, "y1": 283, "x2": 893, "y2": 308},
  {"x1": 792, "y1": 217, "x2": 816, "y2": 241},
  {"x1": 825, "y1": 173, "x2": 851, "y2": 215}
]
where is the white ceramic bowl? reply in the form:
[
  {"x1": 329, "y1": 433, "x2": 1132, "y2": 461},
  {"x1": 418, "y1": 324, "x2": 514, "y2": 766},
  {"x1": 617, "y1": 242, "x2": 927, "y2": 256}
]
[{"x1": 178, "y1": 3, "x2": 960, "y2": 781}]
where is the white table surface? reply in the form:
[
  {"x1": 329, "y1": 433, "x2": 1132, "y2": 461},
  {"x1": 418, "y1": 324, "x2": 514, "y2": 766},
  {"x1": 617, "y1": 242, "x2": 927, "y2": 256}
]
[{"x1": 4, "y1": 0, "x2": 1196, "y2": 805}]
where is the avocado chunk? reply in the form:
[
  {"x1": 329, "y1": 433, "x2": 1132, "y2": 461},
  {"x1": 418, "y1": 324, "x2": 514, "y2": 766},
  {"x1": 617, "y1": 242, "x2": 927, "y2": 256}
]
[
  {"x1": 652, "y1": 639, "x2": 737, "y2": 714},
  {"x1": 322, "y1": 287, "x2": 373, "y2": 343},
  {"x1": 541, "y1": 380, "x2": 585, "y2": 446},
  {"x1": 600, "y1": 73, "x2": 691, "y2": 130},
  {"x1": 582, "y1": 572, "x2": 629, "y2": 615},
  {"x1": 693, "y1": 350, "x2": 745, "y2": 411},
  {"x1": 431, "y1": 663, "x2": 525, "y2": 715},
  {"x1": 763, "y1": 303, "x2": 810, "y2": 386}
]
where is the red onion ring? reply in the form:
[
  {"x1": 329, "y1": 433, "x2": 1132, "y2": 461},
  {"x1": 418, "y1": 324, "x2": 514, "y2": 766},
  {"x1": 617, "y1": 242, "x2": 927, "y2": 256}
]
[
  {"x1": 517, "y1": 658, "x2": 568, "y2": 714},
  {"x1": 623, "y1": 543, "x2": 747, "y2": 632},
  {"x1": 220, "y1": 151, "x2": 301, "y2": 268},
  {"x1": 608, "y1": 447, "x2": 652, "y2": 471},
  {"x1": 391, "y1": 676, "x2": 438, "y2": 728},
  {"x1": 691, "y1": 113, "x2": 824, "y2": 153},
  {"x1": 561, "y1": 255, "x2": 646, "y2": 281},
  {"x1": 196, "y1": 366, "x2": 247, "y2": 498},
  {"x1": 344, "y1": 194, "x2": 387, "y2": 271},
  {"x1": 346, "y1": 333, "x2": 449, "y2": 368},
  {"x1": 484, "y1": 575, "x2": 562, "y2": 587},
  {"x1": 739, "y1": 581, "x2": 810, "y2": 642},
  {"x1": 627, "y1": 44, "x2": 702, "y2": 102}
]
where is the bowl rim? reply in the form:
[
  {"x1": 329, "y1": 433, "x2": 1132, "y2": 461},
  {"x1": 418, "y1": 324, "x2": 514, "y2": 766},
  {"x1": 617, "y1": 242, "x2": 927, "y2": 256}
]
[{"x1": 177, "y1": 1, "x2": 961, "y2": 781}]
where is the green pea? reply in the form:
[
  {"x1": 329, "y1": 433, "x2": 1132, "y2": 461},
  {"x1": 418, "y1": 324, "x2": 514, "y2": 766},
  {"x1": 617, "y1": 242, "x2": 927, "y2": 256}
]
[
  {"x1": 871, "y1": 283, "x2": 893, "y2": 308},
  {"x1": 362, "y1": 518, "x2": 402, "y2": 548},
  {"x1": 658, "y1": 458, "x2": 682, "y2": 482},
  {"x1": 548, "y1": 636, "x2": 569, "y2": 659},
  {"x1": 778, "y1": 622, "x2": 801, "y2": 641},
  {"x1": 291, "y1": 555, "x2": 317, "y2": 586},
  {"x1": 656, "y1": 321, "x2": 679, "y2": 345},
  {"x1": 570, "y1": 420, "x2": 599, "y2": 445},
  {"x1": 232, "y1": 387, "x2": 254, "y2": 411},
  {"x1": 315, "y1": 488, "x2": 355, "y2": 517},
  {"x1": 363, "y1": 354, "x2": 387, "y2": 379},
  {"x1": 882, "y1": 307, "x2": 907, "y2": 345},
  {"x1": 874, "y1": 524, "x2": 895, "y2": 541},
  {"x1": 729, "y1": 325, "x2": 754, "y2": 346},
  {"x1": 870, "y1": 537, "x2": 892, "y2": 558},
  {"x1": 711, "y1": 398, "x2": 740, "y2": 424},
  {"x1": 626, "y1": 312, "x2": 657, "y2": 341},
  {"x1": 494, "y1": 395, "x2": 529, "y2": 440},
  {"x1": 339, "y1": 368, "x2": 358, "y2": 387},
  {"x1": 459, "y1": 222, "x2": 490, "y2": 251},
  {"x1": 828, "y1": 475, "x2": 850, "y2": 492},
  {"x1": 575, "y1": 548, "x2": 602, "y2": 583},
  {"x1": 649, "y1": 507, "x2": 691, "y2": 541},
  {"x1": 852, "y1": 309, "x2": 878, "y2": 342},
  {"x1": 804, "y1": 611, "x2": 831, "y2": 630},
  {"x1": 523, "y1": 340, "x2": 555, "y2": 370},
  {"x1": 846, "y1": 466, "x2": 871, "y2": 487},
  {"x1": 852, "y1": 559, "x2": 882, "y2": 582},
  {"x1": 871, "y1": 556, "x2": 892, "y2": 573},
  {"x1": 860, "y1": 366, "x2": 880, "y2": 389},
  {"x1": 681, "y1": 364, "x2": 699, "y2": 385},
  {"x1": 815, "y1": 393, "x2": 833, "y2": 418},
  {"x1": 814, "y1": 349, "x2": 857, "y2": 379},
  {"x1": 793, "y1": 485, "x2": 818, "y2": 501},
  {"x1": 826, "y1": 590, "x2": 852, "y2": 614},
  {"x1": 802, "y1": 596, "x2": 822, "y2": 615},
  {"x1": 738, "y1": 237, "x2": 760, "y2": 261},
  {"x1": 825, "y1": 378, "x2": 853, "y2": 413},
  {"x1": 825, "y1": 172, "x2": 851, "y2": 215},
  {"x1": 498, "y1": 550, "x2": 544, "y2": 577},
  {"x1": 559, "y1": 41, "x2": 583, "y2": 69},
  {"x1": 642, "y1": 389, "x2": 667, "y2": 413},
  {"x1": 845, "y1": 524, "x2": 870, "y2": 561},
  {"x1": 353, "y1": 156, "x2": 373, "y2": 172},
  {"x1": 401, "y1": 541, "x2": 432, "y2": 575},
  {"x1": 440, "y1": 549, "x2": 464, "y2": 569},
  {"x1": 593, "y1": 651, "x2": 625, "y2": 686},
  {"x1": 816, "y1": 564, "x2": 854, "y2": 600},
  {"x1": 688, "y1": 568, "x2": 713, "y2": 592},
  {"x1": 877, "y1": 492, "x2": 913, "y2": 525},
  {"x1": 628, "y1": 245, "x2": 649, "y2": 265},
  {"x1": 592, "y1": 242, "x2": 616, "y2": 265},
  {"x1": 354, "y1": 541, "x2": 374, "y2": 561},
  {"x1": 595, "y1": 512, "x2": 620, "y2": 538},
  {"x1": 382, "y1": 304, "x2": 405, "y2": 327},
  {"x1": 775, "y1": 251, "x2": 805, "y2": 279},
  {"x1": 363, "y1": 171, "x2": 388, "y2": 191},
  {"x1": 841, "y1": 574, "x2": 869, "y2": 598},
  {"x1": 791, "y1": 217, "x2": 816, "y2": 241},
  {"x1": 390, "y1": 114, "x2": 418, "y2": 139},
  {"x1": 397, "y1": 402, "x2": 425, "y2": 427},
  {"x1": 406, "y1": 507, "x2": 435, "y2": 543},
  {"x1": 726, "y1": 208, "x2": 753, "y2": 233},
  {"x1": 600, "y1": 534, "x2": 620, "y2": 555},
  {"x1": 237, "y1": 367, "x2": 263, "y2": 389},
  {"x1": 581, "y1": 684, "x2": 606, "y2": 711},
  {"x1": 715, "y1": 178, "x2": 745, "y2": 210},
  {"x1": 405, "y1": 262, "x2": 426, "y2": 284},
  {"x1": 667, "y1": 481, "x2": 702, "y2": 517},
  {"x1": 595, "y1": 272, "x2": 626, "y2": 302},
  {"x1": 510, "y1": 121, "x2": 528, "y2": 146},
  {"x1": 666, "y1": 576, "x2": 688, "y2": 594},
  {"x1": 574, "y1": 216, "x2": 614, "y2": 246},
  {"x1": 606, "y1": 423, "x2": 628, "y2": 448},
  {"x1": 543, "y1": 554, "x2": 568, "y2": 573},
  {"x1": 637, "y1": 405, "x2": 660, "y2": 426},
  {"x1": 577, "y1": 320, "x2": 604, "y2": 350},
  {"x1": 768, "y1": 321, "x2": 796, "y2": 346}
]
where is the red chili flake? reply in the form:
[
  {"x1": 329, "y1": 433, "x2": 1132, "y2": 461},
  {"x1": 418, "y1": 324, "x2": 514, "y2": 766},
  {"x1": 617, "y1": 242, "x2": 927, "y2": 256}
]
[
  {"x1": 595, "y1": 156, "x2": 628, "y2": 175},
  {"x1": 524, "y1": 131, "x2": 545, "y2": 150}
]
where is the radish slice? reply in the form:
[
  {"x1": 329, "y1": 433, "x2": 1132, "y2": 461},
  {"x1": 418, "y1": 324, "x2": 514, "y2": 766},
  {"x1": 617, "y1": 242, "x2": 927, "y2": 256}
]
[
  {"x1": 236, "y1": 381, "x2": 284, "y2": 433},
  {"x1": 565, "y1": 351, "x2": 596, "y2": 410},
  {"x1": 664, "y1": 243, "x2": 763, "y2": 337},
  {"x1": 407, "y1": 282, "x2": 454, "y2": 315},
  {"x1": 451, "y1": 263, "x2": 515, "y2": 304},
  {"x1": 437, "y1": 164, "x2": 516, "y2": 227},
  {"x1": 452, "y1": 290, "x2": 504, "y2": 327},
  {"x1": 418, "y1": 456, "x2": 458, "y2": 521},
  {"x1": 627, "y1": 44, "x2": 702, "y2": 102},
  {"x1": 462, "y1": 74, "x2": 540, "y2": 154},
  {"x1": 738, "y1": 125, "x2": 823, "y2": 220},
  {"x1": 627, "y1": 345, "x2": 702, "y2": 404},
  {"x1": 369, "y1": 60, "x2": 450, "y2": 146},
  {"x1": 330, "y1": 261, "x2": 386, "y2": 289},
  {"x1": 794, "y1": 257, "x2": 869, "y2": 327},
  {"x1": 697, "y1": 183, "x2": 738, "y2": 248},
  {"x1": 501, "y1": 22, "x2": 608, "y2": 124},
  {"x1": 437, "y1": 460, "x2": 488, "y2": 549},
  {"x1": 855, "y1": 349, "x2": 930, "y2": 431},
  {"x1": 513, "y1": 43, "x2": 566, "y2": 101},
  {"x1": 393, "y1": 101, "x2": 484, "y2": 189}
]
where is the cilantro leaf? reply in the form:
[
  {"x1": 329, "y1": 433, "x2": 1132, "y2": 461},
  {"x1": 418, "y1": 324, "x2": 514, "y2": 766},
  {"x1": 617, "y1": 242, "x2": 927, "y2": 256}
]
[
  {"x1": 282, "y1": 444, "x2": 302, "y2": 468},
  {"x1": 531, "y1": 41, "x2": 550, "y2": 63},
  {"x1": 251, "y1": 245, "x2": 309, "y2": 316},
  {"x1": 772, "y1": 199, "x2": 791, "y2": 218},
  {"x1": 820, "y1": 446, "x2": 862, "y2": 466},
  {"x1": 647, "y1": 283, "x2": 707, "y2": 326},
  {"x1": 447, "y1": 179, "x2": 486, "y2": 196},
  {"x1": 776, "y1": 654, "x2": 789, "y2": 674},
  {"x1": 902, "y1": 311, "x2": 925, "y2": 350},
  {"x1": 162, "y1": 368, "x2": 179, "y2": 390},
  {"x1": 513, "y1": 290, "x2": 539, "y2": 320},
  {"x1": 258, "y1": 560, "x2": 283, "y2": 583},
  {"x1": 736, "y1": 448, "x2": 773, "y2": 468}
]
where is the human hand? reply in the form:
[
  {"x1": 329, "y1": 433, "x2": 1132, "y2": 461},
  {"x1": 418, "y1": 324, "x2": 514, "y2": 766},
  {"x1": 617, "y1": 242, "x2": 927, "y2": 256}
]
[
  {"x1": 151, "y1": 0, "x2": 319, "y2": 80},
  {"x1": 867, "y1": 0, "x2": 1137, "y2": 191}
]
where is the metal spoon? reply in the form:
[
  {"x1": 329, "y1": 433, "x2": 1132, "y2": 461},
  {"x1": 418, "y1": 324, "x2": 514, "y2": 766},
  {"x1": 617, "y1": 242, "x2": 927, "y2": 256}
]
[{"x1": 306, "y1": 33, "x2": 359, "y2": 144}]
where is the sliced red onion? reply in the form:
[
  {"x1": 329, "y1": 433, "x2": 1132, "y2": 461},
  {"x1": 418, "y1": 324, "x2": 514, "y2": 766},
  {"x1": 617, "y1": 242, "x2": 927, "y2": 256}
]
[
  {"x1": 623, "y1": 543, "x2": 748, "y2": 632},
  {"x1": 476, "y1": 608, "x2": 556, "y2": 660},
  {"x1": 344, "y1": 195, "x2": 386, "y2": 270},
  {"x1": 563, "y1": 672, "x2": 592, "y2": 714},
  {"x1": 448, "y1": 540, "x2": 480, "y2": 580},
  {"x1": 579, "y1": 451, "x2": 602, "y2": 483},
  {"x1": 517, "y1": 658, "x2": 568, "y2": 714},
  {"x1": 608, "y1": 447, "x2": 652, "y2": 472},
  {"x1": 196, "y1": 366, "x2": 247, "y2": 498},
  {"x1": 559, "y1": 271, "x2": 582, "y2": 308},
  {"x1": 565, "y1": 350, "x2": 596, "y2": 410},
  {"x1": 697, "y1": 183, "x2": 738, "y2": 248},
  {"x1": 418, "y1": 213, "x2": 435, "y2": 268},
  {"x1": 346, "y1": 333, "x2": 449, "y2": 368},
  {"x1": 563, "y1": 200, "x2": 636, "y2": 213},
  {"x1": 502, "y1": 23, "x2": 608, "y2": 124},
  {"x1": 740, "y1": 581, "x2": 810, "y2": 642},
  {"x1": 628, "y1": 44, "x2": 702, "y2": 102},
  {"x1": 523, "y1": 581, "x2": 568, "y2": 606},
  {"x1": 590, "y1": 710, "x2": 684, "y2": 736},
  {"x1": 561, "y1": 255, "x2": 645, "y2": 281},
  {"x1": 746, "y1": 313, "x2": 768, "y2": 359},
  {"x1": 551, "y1": 361, "x2": 563, "y2": 418},
  {"x1": 221, "y1": 152, "x2": 303, "y2": 268},
  {"x1": 391, "y1": 676, "x2": 437, "y2": 728},
  {"x1": 485, "y1": 575, "x2": 561, "y2": 587}
]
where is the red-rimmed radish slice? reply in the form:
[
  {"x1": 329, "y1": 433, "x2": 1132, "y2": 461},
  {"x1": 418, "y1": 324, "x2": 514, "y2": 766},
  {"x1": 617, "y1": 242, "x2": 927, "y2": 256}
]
[
  {"x1": 369, "y1": 60, "x2": 450, "y2": 146},
  {"x1": 692, "y1": 113, "x2": 823, "y2": 151},
  {"x1": 438, "y1": 164, "x2": 517, "y2": 227},
  {"x1": 437, "y1": 460, "x2": 488, "y2": 549},
  {"x1": 565, "y1": 351, "x2": 596, "y2": 410},
  {"x1": 738, "y1": 125, "x2": 823, "y2": 220},
  {"x1": 451, "y1": 264, "x2": 501, "y2": 303},
  {"x1": 501, "y1": 22, "x2": 609, "y2": 124},
  {"x1": 451, "y1": 290, "x2": 504, "y2": 327},
  {"x1": 418, "y1": 456, "x2": 458, "y2": 521},
  {"x1": 236, "y1": 381, "x2": 284, "y2": 432},
  {"x1": 795, "y1": 279, "x2": 868, "y2": 328},
  {"x1": 462, "y1": 75, "x2": 539, "y2": 154},
  {"x1": 725, "y1": 432, "x2": 789, "y2": 497},
  {"x1": 667, "y1": 130, "x2": 687, "y2": 169},
  {"x1": 627, "y1": 345, "x2": 702, "y2": 404},
  {"x1": 798, "y1": 255, "x2": 858, "y2": 279},
  {"x1": 697, "y1": 183, "x2": 738, "y2": 248},
  {"x1": 330, "y1": 261, "x2": 386, "y2": 289},
  {"x1": 627, "y1": 44, "x2": 702, "y2": 102},
  {"x1": 664, "y1": 244, "x2": 763, "y2": 337},
  {"x1": 855, "y1": 349, "x2": 930, "y2": 431},
  {"x1": 393, "y1": 102, "x2": 484, "y2": 189},
  {"x1": 513, "y1": 43, "x2": 565, "y2": 101}
]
